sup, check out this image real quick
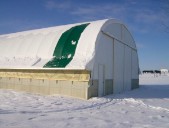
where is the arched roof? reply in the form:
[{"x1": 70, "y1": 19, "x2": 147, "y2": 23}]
[{"x1": 0, "y1": 19, "x2": 136, "y2": 69}]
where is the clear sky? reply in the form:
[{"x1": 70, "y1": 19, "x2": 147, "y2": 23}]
[{"x1": 0, "y1": 0, "x2": 169, "y2": 70}]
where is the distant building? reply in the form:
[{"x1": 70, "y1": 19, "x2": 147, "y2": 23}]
[{"x1": 160, "y1": 69, "x2": 168, "y2": 75}]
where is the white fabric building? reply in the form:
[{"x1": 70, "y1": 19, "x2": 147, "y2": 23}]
[{"x1": 0, "y1": 19, "x2": 139, "y2": 99}]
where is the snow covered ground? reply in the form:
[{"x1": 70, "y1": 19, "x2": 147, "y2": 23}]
[{"x1": 0, "y1": 74, "x2": 169, "y2": 128}]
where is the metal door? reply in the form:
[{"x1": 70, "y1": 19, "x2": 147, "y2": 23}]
[
  {"x1": 113, "y1": 40, "x2": 124, "y2": 94},
  {"x1": 124, "y1": 46, "x2": 132, "y2": 91}
]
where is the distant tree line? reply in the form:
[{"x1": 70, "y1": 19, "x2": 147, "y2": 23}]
[
  {"x1": 142, "y1": 69, "x2": 169, "y2": 75},
  {"x1": 142, "y1": 70, "x2": 161, "y2": 74}
]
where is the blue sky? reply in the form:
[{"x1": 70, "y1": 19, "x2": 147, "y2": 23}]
[{"x1": 0, "y1": 0, "x2": 169, "y2": 70}]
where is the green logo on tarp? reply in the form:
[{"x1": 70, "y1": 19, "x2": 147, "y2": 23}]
[{"x1": 44, "y1": 23, "x2": 90, "y2": 68}]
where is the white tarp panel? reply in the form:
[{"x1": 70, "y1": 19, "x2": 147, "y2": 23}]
[
  {"x1": 14, "y1": 37, "x2": 25, "y2": 57},
  {"x1": 132, "y1": 50, "x2": 139, "y2": 79},
  {"x1": 113, "y1": 40, "x2": 124, "y2": 94},
  {"x1": 36, "y1": 32, "x2": 57, "y2": 58},
  {"x1": 98, "y1": 64, "x2": 104, "y2": 96},
  {"x1": 25, "y1": 34, "x2": 44, "y2": 57},
  {"x1": 124, "y1": 46, "x2": 132, "y2": 91},
  {"x1": 92, "y1": 35, "x2": 113, "y2": 79},
  {"x1": 102, "y1": 23, "x2": 122, "y2": 41},
  {"x1": 17, "y1": 34, "x2": 33, "y2": 57},
  {"x1": 122, "y1": 25, "x2": 136, "y2": 49}
]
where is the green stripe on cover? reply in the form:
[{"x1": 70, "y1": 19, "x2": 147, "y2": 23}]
[{"x1": 44, "y1": 23, "x2": 89, "y2": 68}]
